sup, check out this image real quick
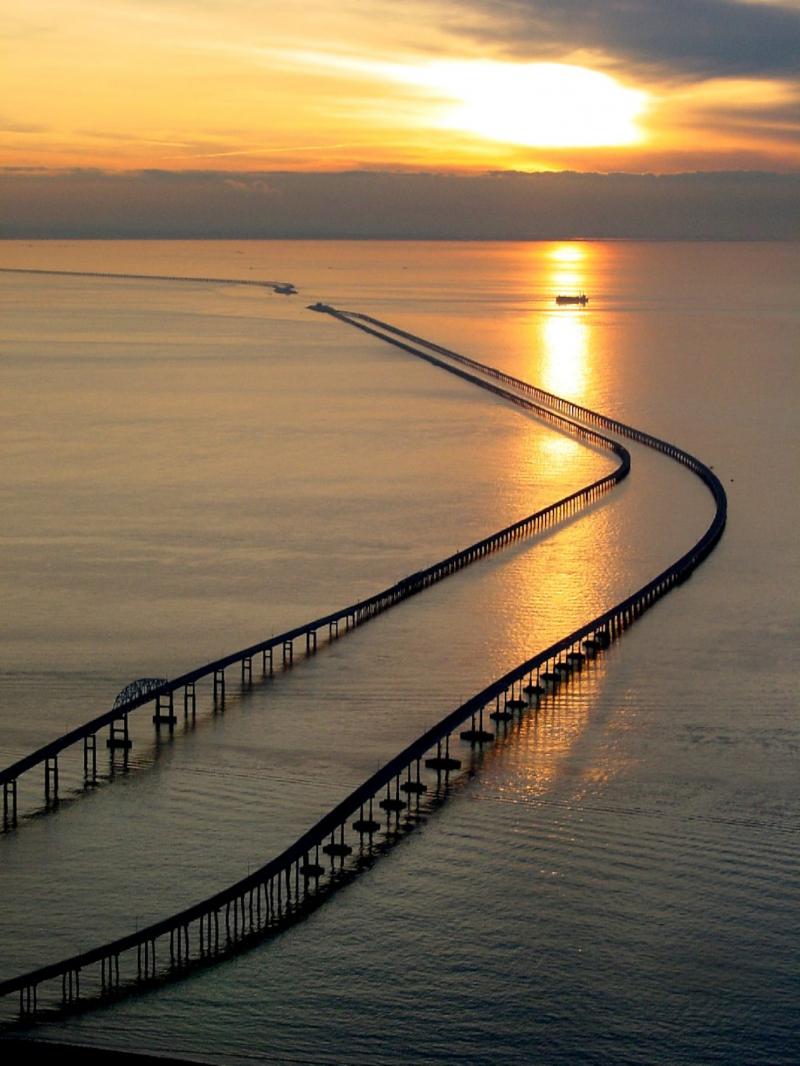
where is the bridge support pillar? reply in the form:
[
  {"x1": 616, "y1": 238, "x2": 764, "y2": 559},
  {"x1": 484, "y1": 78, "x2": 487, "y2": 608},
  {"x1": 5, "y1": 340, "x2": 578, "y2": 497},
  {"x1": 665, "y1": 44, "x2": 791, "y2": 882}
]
[
  {"x1": 282, "y1": 640, "x2": 293, "y2": 667},
  {"x1": 153, "y1": 691, "x2": 177, "y2": 729},
  {"x1": 241, "y1": 657, "x2": 252, "y2": 685},
  {"x1": 101, "y1": 955, "x2": 113, "y2": 992},
  {"x1": 183, "y1": 682, "x2": 196, "y2": 718},
  {"x1": 138, "y1": 938, "x2": 158, "y2": 981},
  {"x1": 61, "y1": 968, "x2": 80, "y2": 1006},
  {"x1": 460, "y1": 704, "x2": 494, "y2": 745},
  {"x1": 107, "y1": 714, "x2": 132, "y2": 750},
  {"x1": 401, "y1": 757, "x2": 429, "y2": 796},
  {"x1": 4, "y1": 778, "x2": 18, "y2": 826},
  {"x1": 262, "y1": 647, "x2": 274, "y2": 676},
  {"x1": 379, "y1": 777, "x2": 407, "y2": 820},
  {"x1": 19, "y1": 984, "x2": 38, "y2": 1016},
  {"x1": 490, "y1": 692, "x2": 512, "y2": 723},
  {"x1": 45, "y1": 755, "x2": 59, "y2": 801},
  {"x1": 305, "y1": 630, "x2": 317, "y2": 654},
  {"x1": 83, "y1": 733, "x2": 97, "y2": 783},
  {"x1": 425, "y1": 735, "x2": 462, "y2": 775},
  {"x1": 352, "y1": 795, "x2": 382, "y2": 837},
  {"x1": 213, "y1": 669, "x2": 225, "y2": 703}
]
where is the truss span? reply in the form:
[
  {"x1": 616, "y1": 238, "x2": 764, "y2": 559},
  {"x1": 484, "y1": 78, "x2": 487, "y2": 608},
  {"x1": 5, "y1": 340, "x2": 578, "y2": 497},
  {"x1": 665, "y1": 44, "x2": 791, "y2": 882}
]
[{"x1": 112, "y1": 680, "x2": 168, "y2": 711}]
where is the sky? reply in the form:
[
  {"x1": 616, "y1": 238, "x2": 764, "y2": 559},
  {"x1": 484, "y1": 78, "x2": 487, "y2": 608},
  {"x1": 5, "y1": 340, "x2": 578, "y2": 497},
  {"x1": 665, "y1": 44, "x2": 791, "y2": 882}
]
[{"x1": 2, "y1": 0, "x2": 800, "y2": 236}]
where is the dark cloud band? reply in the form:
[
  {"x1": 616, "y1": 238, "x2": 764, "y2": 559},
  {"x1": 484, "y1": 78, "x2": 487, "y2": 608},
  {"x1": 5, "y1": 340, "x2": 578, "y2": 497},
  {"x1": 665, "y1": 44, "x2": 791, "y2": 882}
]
[
  {"x1": 2, "y1": 168, "x2": 798, "y2": 239},
  {"x1": 439, "y1": 0, "x2": 800, "y2": 79}
]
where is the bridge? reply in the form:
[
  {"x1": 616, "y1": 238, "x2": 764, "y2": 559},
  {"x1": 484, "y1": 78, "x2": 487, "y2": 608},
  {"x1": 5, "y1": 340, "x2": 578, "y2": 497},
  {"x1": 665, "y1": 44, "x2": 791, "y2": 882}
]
[{"x1": 0, "y1": 303, "x2": 725, "y2": 1022}]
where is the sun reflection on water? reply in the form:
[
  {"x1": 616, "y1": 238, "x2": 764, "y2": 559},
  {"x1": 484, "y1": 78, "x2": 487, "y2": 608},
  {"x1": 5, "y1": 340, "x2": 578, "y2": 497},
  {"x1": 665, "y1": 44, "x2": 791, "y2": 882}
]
[
  {"x1": 500, "y1": 487, "x2": 624, "y2": 803},
  {"x1": 549, "y1": 244, "x2": 586, "y2": 264},
  {"x1": 524, "y1": 242, "x2": 602, "y2": 404},
  {"x1": 541, "y1": 313, "x2": 590, "y2": 400}
]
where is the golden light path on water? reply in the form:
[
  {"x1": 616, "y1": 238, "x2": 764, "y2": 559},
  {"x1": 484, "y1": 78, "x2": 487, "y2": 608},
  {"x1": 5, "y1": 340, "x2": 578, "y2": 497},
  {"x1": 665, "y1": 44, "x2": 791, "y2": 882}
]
[
  {"x1": 498, "y1": 420, "x2": 622, "y2": 803},
  {"x1": 513, "y1": 241, "x2": 636, "y2": 804},
  {"x1": 532, "y1": 243, "x2": 594, "y2": 403}
]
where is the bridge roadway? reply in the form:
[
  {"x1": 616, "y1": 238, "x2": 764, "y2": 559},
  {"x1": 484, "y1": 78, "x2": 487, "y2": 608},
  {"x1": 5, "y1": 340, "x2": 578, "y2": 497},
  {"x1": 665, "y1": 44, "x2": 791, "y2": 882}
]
[
  {"x1": 0, "y1": 267, "x2": 297, "y2": 294},
  {"x1": 0, "y1": 306, "x2": 725, "y2": 1021},
  {"x1": 1, "y1": 341, "x2": 629, "y2": 825}
]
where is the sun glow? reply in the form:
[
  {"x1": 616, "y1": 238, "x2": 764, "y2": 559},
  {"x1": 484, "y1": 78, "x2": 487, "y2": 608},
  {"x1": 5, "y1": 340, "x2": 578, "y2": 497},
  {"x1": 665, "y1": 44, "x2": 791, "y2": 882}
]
[
  {"x1": 550, "y1": 245, "x2": 586, "y2": 264},
  {"x1": 417, "y1": 61, "x2": 648, "y2": 148}
]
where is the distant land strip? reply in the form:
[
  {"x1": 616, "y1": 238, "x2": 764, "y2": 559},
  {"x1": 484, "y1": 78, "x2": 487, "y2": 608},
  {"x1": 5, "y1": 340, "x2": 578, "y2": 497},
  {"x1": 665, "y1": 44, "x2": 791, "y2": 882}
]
[{"x1": 0, "y1": 299, "x2": 726, "y2": 1025}]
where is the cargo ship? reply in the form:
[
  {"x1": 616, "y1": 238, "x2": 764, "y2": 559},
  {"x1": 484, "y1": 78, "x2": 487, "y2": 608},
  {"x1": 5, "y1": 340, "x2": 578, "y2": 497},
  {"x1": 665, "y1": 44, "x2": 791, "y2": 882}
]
[{"x1": 556, "y1": 294, "x2": 589, "y2": 305}]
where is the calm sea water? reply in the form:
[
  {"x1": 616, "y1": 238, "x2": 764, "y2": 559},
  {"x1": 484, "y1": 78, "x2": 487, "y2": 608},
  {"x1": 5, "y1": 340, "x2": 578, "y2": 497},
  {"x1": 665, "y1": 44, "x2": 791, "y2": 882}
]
[{"x1": 0, "y1": 241, "x2": 798, "y2": 1064}]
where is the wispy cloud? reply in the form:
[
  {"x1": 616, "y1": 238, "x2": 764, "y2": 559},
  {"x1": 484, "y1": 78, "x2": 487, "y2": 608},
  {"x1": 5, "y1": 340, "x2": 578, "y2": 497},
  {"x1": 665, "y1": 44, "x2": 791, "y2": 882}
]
[{"x1": 3, "y1": 0, "x2": 799, "y2": 172}]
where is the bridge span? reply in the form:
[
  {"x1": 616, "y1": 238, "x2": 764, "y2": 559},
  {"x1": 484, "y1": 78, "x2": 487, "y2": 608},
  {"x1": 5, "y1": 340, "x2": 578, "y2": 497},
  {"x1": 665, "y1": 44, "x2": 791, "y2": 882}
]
[{"x1": 0, "y1": 307, "x2": 725, "y2": 1023}]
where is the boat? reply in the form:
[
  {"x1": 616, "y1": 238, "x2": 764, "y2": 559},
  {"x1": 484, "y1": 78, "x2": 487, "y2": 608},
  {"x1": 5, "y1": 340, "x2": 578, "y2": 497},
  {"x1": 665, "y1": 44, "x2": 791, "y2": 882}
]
[{"x1": 556, "y1": 294, "x2": 588, "y2": 305}]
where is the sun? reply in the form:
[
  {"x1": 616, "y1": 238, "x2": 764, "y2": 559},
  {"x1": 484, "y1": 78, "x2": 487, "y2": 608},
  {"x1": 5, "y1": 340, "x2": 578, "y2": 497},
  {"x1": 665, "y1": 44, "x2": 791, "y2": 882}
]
[{"x1": 418, "y1": 61, "x2": 648, "y2": 148}]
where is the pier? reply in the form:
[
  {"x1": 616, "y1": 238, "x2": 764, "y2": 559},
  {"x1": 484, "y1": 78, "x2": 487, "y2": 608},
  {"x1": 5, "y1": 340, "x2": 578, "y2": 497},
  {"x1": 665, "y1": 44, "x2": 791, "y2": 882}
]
[{"x1": 0, "y1": 304, "x2": 725, "y2": 1022}]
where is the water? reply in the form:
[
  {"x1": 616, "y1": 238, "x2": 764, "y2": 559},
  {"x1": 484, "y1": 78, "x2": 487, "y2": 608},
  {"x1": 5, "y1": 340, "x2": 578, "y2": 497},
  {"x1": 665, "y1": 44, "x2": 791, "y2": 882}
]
[{"x1": 0, "y1": 241, "x2": 798, "y2": 1063}]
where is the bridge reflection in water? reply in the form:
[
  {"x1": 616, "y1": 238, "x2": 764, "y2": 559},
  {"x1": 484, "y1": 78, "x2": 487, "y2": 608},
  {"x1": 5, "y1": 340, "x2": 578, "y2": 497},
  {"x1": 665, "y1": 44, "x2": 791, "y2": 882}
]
[{"x1": 0, "y1": 299, "x2": 725, "y2": 1026}]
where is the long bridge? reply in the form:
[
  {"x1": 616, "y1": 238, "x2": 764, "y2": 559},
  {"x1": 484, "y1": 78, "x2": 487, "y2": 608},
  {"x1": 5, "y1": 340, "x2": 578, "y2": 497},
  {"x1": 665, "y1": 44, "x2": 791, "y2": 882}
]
[{"x1": 0, "y1": 298, "x2": 725, "y2": 1023}]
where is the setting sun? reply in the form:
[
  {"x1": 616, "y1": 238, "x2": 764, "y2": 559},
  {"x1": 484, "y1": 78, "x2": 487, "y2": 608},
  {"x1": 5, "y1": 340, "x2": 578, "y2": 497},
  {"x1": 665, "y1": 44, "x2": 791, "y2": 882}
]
[{"x1": 418, "y1": 61, "x2": 648, "y2": 148}]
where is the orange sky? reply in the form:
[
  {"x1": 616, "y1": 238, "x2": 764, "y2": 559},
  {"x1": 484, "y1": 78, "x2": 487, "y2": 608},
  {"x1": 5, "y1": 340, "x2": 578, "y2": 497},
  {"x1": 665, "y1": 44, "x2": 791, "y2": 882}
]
[{"x1": 3, "y1": 0, "x2": 799, "y2": 173}]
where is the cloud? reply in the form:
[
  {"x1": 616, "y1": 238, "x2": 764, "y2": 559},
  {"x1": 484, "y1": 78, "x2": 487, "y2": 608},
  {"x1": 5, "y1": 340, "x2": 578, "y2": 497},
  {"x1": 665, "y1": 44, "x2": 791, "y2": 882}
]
[
  {"x1": 437, "y1": 0, "x2": 800, "y2": 80},
  {"x1": 0, "y1": 120, "x2": 48, "y2": 134},
  {"x1": 0, "y1": 167, "x2": 797, "y2": 239}
]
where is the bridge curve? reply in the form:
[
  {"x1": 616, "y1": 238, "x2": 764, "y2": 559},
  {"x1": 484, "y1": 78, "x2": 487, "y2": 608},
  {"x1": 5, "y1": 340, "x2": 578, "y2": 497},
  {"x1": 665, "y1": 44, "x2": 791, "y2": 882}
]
[{"x1": 0, "y1": 308, "x2": 725, "y2": 1022}]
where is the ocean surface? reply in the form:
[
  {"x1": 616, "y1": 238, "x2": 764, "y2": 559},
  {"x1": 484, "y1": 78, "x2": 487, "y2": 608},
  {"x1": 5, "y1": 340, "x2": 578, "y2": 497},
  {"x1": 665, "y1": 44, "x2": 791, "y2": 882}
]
[{"x1": 0, "y1": 240, "x2": 797, "y2": 1064}]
